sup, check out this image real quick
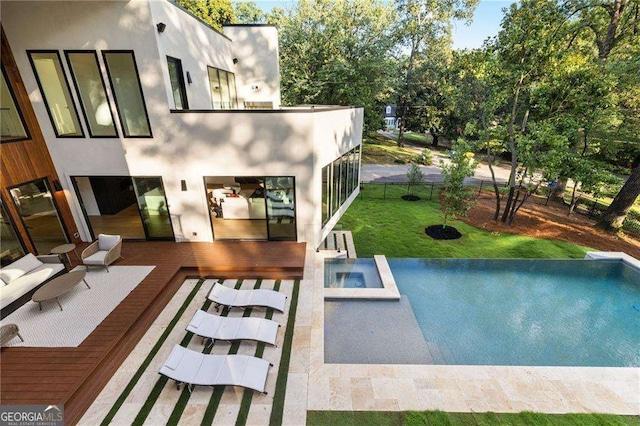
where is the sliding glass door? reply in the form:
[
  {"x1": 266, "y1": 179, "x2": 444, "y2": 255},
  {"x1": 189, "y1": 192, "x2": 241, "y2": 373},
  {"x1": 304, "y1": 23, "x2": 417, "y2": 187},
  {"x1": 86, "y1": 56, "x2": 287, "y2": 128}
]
[
  {"x1": 0, "y1": 200, "x2": 26, "y2": 266},
  {"x1": 72, "y1": 176, "x2": 173, "y2": 240},
  {"x1": 9, "y1": 178, "x2": 68, "y2": 254},
  {"x1": 265, "y1": 177, "x2": 296, "y2": 241}
]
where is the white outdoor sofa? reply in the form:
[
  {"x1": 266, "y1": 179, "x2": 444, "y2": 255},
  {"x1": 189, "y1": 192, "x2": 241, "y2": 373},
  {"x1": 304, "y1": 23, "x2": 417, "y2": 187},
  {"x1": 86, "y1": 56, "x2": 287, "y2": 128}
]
[
  {"x1": 159, "y1": 344, "x2": 272, "y2": 394},
  {"x1": 0, "y1": 253, "x2": 65, "y2": 316},
  {"x1": 207, "y1": 284, "x2": 286, "y2": 313},
  {"x1": 186, "y1": 309, "x2": 280, "y2": 347}
]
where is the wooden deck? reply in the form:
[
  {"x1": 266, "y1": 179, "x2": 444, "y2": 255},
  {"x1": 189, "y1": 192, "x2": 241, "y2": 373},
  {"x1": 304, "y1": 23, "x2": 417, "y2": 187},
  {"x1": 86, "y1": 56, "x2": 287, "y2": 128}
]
[{"x1": 0, "y1": 241, "x2": 306, "y2": 425}]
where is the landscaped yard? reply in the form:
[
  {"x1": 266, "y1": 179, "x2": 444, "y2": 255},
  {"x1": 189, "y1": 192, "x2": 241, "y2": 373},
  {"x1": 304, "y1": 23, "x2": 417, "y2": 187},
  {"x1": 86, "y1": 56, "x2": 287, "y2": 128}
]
[
  {"x1": 362, "y1": 132, "x2": 420, "y2": 164},
  {"x1": 338, "y1": 185, "x2": 592, "y2": 259}
]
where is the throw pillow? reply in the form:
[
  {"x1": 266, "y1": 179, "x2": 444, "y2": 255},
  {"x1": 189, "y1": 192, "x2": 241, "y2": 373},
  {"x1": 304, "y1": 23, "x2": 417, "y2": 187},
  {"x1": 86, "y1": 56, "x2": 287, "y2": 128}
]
[{"x1": 0, "y1": 253, "x2": 43, "y2": 283}]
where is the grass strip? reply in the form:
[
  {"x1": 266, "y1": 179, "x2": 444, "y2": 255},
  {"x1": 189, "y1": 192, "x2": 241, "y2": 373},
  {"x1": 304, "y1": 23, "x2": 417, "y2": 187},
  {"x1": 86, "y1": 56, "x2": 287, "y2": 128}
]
[
  {"x1": 100, "y1": 278, "x2": 206, "y2": 426},
  {"x1": 307, "y1": 410, "x2": 640, "y2": 426},
  {"x1": 269, "y1": 279, "x2": 300, "y2": 426},
  {"x1": 235, "y1": 279, "x2": 281, "y2": 426},
  {"x1": 165, "y1": 296, "x2": 217, "y2": 426},
  {"x1": 199, "y1": 279, "x2": 247, "y2": 426},
  {"x1": 134, "y1": 279, "x2": 223, "y2": 426}
]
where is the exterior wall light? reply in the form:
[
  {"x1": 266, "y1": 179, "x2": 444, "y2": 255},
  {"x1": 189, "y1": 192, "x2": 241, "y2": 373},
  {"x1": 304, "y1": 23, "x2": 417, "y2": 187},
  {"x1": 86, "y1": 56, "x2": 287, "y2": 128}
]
[
  {"x1": 181, "y1": 180, "x2": 188, "y2": 191},
  {"x1": 157, "y1": 22, "x2": 167, "y2": 33}
]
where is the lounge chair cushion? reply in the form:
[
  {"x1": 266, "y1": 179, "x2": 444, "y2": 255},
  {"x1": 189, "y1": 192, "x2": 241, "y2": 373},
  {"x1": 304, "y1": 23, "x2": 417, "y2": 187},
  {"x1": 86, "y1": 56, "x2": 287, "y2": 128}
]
[
  {"x1": 83, "y1": 251, "x2": 108, "y2": 265},
  {"x1": 98, "y1": 234, "x2": 120, "y2": 251},
  {"x1": 164, "y1": 346, "x2": 186, "y2": 370},
  {"x1": 0, "y1": 254, "x2": 43, "y2": 283},
  {"x1": 0, "y1": 278, "x2": 6, "y2": 286}
]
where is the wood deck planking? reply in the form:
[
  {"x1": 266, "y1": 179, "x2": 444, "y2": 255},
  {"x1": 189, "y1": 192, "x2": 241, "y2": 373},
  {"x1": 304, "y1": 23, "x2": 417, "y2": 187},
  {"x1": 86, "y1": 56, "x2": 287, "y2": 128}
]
[{"x1": 0, "y1": 241, "x2": 305, "y2": 425}]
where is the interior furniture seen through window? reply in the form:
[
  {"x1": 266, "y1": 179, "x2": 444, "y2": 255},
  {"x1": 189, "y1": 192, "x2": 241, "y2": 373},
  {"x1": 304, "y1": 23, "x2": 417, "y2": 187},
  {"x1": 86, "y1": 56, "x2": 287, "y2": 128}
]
[
  {"x1": 167, "y1": 56, "x2": 188, "y2": 110},
  {"x1": 65, "y1": 51, "x2": 118, "y2": 137},
  {"x1": 0, "y1": 200, "x2": 26, "y2": 267},
  {"x1": 102, "y1": 51, "x2": 152, "y2": 137},
  {"x1": 0, "y1": 66, "x2": 29, "y2": 143},
  {"x1": 207, "y1": 66, "x2": 237, "y2": 109},
  {"x1": 8, "y1": 178, "x2": 68, "y2": 255},
  {"x1": 27, "y1": 51, "x2": 84, "y2": 137}
]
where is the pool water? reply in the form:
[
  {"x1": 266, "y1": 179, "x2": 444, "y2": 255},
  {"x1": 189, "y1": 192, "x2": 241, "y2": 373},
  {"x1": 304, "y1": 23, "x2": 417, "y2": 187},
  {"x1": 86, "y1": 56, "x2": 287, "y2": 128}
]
[
  {"x1": 388, "y1": 259, "x2": 640, "y2": 367},
  {"x1": 324, "y1": 258, "x2": 383, "y2": 289}
]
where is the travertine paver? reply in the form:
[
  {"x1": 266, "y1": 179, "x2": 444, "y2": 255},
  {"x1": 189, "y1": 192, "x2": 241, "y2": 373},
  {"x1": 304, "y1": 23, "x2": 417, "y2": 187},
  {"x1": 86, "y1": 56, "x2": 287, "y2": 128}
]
[
  {"x1": 79, "y1": 278, "x2": 295, "y2": 425},
  {"x1": 307, "y1": 250, "x2": 640, "y2": 415}
]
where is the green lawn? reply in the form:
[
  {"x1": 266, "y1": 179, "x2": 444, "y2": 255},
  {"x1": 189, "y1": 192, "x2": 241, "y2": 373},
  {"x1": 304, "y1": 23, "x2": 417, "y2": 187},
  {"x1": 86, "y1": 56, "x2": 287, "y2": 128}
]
[
  {"x1": 308, "y1": 411, "x2": 640, "y2": 426},
  {"x1": 339, "y1": 185, "x2": 592, "y2": 258},
  {"x1": 362, "y1": 132, "x2": 418, "y2": 164}
]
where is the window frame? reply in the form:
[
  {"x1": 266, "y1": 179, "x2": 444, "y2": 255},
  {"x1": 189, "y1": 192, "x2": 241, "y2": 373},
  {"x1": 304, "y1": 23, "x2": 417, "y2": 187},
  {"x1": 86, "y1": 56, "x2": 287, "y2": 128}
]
[
  {"x1": 64, "y1": 50, "x2": 118, "y2": 138},
  {"x1": 0, "y1": 65, "x2": 30, "y2": 143},
  {"x1": 166, "y1": 56, "x2": 189, "y2": 110},
  {"x1": 207, "y1": 65, "x2": 237, "y2": 110},
  {"x1": 26, "y1": 49, "x2": 85, "y2": 138},
  {"x1": 102, "y1": 50, "x2": 153, "y2": 138}
]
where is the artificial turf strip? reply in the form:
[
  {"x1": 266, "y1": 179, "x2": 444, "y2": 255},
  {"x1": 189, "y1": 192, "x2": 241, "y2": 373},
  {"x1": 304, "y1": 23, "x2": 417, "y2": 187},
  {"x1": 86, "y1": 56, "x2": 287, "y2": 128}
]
[
  {"x1": 235, "y1": 279, "x2": 281, "y2": 426},
  {"x1": 306, "y1": 411, "x2": 640, "y2": 426},
  {"x1": 133, "y1": 279, "x2": 222, "y2": 426},
  {"x1": 269, "y1": 279, "x2": 300, "y2": 426},
  {"x1": 99, "y1": 278, "x2": 207, "y2": 426},
  {"x1": 199, "y1": 279, "x2": 252, "y2": 426}
]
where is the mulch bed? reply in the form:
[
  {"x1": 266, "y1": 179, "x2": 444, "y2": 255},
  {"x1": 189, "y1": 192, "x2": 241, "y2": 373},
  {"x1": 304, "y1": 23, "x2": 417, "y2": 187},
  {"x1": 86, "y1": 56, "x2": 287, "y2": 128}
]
[
  {"x1": 401, "y1": 194, "x2": 421, "y2": 201},
  {"x1": 425, "y1": 225, "x2": 462, "y2": 240},
  {"x1": 458, "y1": 194, "x2": 640, "y2": 259}
]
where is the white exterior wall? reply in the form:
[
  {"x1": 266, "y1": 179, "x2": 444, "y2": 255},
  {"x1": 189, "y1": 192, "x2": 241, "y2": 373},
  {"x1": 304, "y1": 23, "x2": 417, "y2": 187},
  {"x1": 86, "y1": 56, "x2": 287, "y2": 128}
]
[
  {"x1": 223, "y1": 26, "x2": 281, "y2": 108},
  {"x1": 148, "y1": 0, "x2": 235, "y2": 110},
  {"x1": 2, "y1": 0, "x2": 362, "y2": 245}
]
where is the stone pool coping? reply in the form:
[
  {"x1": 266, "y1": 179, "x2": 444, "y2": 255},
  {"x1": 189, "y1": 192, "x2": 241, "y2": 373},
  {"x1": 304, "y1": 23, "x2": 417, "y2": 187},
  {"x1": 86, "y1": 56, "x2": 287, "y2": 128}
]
[
  {"x1": 585, "y1": 251, "x2": 640, "y2": 271},
  {"x1": 324, "y1": 254, "x2": 400, "y2": 300},
  {"x1": 304, "y1": 251, "x2": 640, "y2": 415}
]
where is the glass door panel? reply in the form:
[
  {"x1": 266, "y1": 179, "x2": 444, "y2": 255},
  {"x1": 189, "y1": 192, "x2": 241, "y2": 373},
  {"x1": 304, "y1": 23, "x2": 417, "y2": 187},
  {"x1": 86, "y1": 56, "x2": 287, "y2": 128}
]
[
  {"x1": 132, "y1": 177, "x2": 174, "y2": 240},
  {"x1": 1, "y1": 201, "x2": 26, "y2": 266},
  {"x1": 265, "y1": 177, "x2": 296, "y2": 241},
  {"x1": 9, "y1": 179, "x2": 68, "y2": 254}
]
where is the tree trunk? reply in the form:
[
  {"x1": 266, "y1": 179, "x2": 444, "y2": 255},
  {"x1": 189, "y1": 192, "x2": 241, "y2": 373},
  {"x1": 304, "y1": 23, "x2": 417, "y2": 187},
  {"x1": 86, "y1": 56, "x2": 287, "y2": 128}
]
[
  {"x1": 430, "y1": 128, "x2": 439, "y2": 148},
  {"x1": 597, "y1": 164, "x2": 640, "y2": 230}
]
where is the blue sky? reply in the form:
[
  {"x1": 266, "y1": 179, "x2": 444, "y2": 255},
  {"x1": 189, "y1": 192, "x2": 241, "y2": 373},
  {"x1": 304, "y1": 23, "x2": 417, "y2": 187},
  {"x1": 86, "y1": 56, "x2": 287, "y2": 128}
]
[{"x1": 243, "y1": 0, "x2": 510, "y2": 50}]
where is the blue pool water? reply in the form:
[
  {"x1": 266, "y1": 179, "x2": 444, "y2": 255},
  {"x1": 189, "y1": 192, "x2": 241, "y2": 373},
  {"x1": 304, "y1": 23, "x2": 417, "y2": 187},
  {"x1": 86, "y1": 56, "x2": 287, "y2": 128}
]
[{"x1": 387, "y1": 259, "x2": 640, "y2": 367}]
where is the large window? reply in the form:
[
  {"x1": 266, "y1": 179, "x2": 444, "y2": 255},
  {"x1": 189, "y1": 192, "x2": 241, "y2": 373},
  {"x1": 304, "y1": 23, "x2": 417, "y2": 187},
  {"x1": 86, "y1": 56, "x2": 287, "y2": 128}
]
[
  {"x1": 0, "y1": 200, "x2": 26, "y2": 267},
  {"x1": 103, "y1": 51, "x2": 152, "y2": 137},
  {"x1": 1, "y1": 66, "x2": 29, "y2": 143},
  {"x1": 27, "y1": 51, "x2": 84, "y2": 137},
  {"x1": 323, "y1": 146, "x2": 361, "y2": 223},
  {"x1": 208, "y1": 66, "x2": 237, "y2": 109},
  {"x1": 167, "y1": 56, "x2": 188, "y2": 110},
  {"x1": 65, "y1": 51, "x2": 118, "y2": 137}
]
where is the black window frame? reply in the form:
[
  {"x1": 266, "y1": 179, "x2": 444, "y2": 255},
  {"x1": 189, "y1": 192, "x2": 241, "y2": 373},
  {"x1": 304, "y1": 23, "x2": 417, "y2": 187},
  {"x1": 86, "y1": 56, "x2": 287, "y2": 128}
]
[
  {"x1": 26, "y1": 50, "x2": 85, "y2": 138},
  {"x1": 167, "y1": 56, "x2": 189, "y2": 110},
  {"x1": 64, "y1": 50, "x2": 119, "y2": 138},
  {"x1": 0, "y1": 195, "x2": 27, "y2": 262},
  {"x1": 0, "y1": 65, "x2": 31, "y2": 144},
  {"x1": 207, "y1": 65, "x2": 237, "y2": 109},
  {"x1": 102, "y1": 50, "x2": 153, "y2": 138}
]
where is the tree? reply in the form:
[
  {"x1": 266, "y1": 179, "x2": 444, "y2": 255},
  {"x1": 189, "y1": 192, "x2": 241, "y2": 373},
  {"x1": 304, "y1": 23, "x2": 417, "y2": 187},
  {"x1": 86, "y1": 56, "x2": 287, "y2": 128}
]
[
  {"x1": 405, "y1": 164, "x2": 424, "y2": 200},
  {"x1": 234, "y1": 1, "x2": 267, "y2": 24},
  {"x1": 176, "y1": 0, "x2": 235, "y2": 30},
  {"x1": 277, "y1": 0, "x2": 396, "y2": 132},
  {"x1": 392, "y1": 0, "x2": 478, "y2": 147},
  {"x1": 439, "y1": 141, "x2": 478, "y2": 226}
]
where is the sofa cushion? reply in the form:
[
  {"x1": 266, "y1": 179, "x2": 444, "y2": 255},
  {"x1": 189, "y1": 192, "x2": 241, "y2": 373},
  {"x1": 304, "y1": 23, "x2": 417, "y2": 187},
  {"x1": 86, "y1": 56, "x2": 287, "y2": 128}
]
[
  {"x1": 0, "y1": 254, "x2": 43, "y2": 284},
  {"x1": 83, "y1": 251, "x2": 108, "y2": 265},
  {"x1": 98, "y1": 234, "x2": 120, "y2": 251},
  {"x1": 0, "y1": 263, "x2": 65, "y2": 310}
]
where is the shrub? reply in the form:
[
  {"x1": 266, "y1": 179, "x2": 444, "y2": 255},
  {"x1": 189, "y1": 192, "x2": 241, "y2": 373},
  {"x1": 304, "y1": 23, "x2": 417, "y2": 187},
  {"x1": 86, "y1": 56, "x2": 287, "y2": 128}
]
[{"x1": 414, "y1": 149, "x2": 433, "y2": 165}]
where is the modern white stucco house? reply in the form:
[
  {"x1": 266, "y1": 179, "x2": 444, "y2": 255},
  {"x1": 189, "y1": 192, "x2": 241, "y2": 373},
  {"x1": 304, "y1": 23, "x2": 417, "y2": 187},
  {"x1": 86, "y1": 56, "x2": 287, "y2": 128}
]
[{"x1": 1, "y1": 0, "x2": 363, "y2": 252}]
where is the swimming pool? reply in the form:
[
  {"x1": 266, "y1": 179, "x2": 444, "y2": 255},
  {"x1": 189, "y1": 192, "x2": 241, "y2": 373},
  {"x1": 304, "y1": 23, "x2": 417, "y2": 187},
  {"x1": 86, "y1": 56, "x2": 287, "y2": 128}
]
[
  {"x1": 389, "y1": 258, "x2": 640, "y2": 367},
  {"x1": 324, "y1": 258, "x2": 383, "y2": 288}
]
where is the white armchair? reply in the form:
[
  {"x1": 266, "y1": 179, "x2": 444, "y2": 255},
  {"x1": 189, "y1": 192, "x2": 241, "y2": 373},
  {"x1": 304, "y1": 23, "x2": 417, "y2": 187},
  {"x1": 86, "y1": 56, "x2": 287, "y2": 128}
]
[{"x1": 81, "y1": 234, "x2": 123, "y2": 272}]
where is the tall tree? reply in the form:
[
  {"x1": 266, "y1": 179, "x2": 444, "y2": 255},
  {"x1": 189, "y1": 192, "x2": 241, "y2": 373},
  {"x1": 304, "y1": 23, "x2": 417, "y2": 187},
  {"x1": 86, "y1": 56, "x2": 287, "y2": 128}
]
[
  {"x1": 277, "y1": 0, "x2": 396, "y2": 132},
  {"x1": 176, "y1": 0, "x2": 235, "y2": 30},
  {"x1": 393, "y1": 0, "x2": 478, "y2": 147},
  {"x1": 233, "y1": 1, "x2": 267, "y2": 24}
]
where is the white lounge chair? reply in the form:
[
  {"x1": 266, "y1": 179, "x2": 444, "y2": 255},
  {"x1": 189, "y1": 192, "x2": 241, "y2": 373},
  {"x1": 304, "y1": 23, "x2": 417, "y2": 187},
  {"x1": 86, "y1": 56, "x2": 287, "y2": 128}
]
[
  {"x1": 208, "y1": 284, "x2": 286, "y2": 313},
  {"x1": 159, "y1": 345, "x2": 272, "y2": 394},
  {"x1": 187, "y1": 309, "x2": 280, "y2": 347}
]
